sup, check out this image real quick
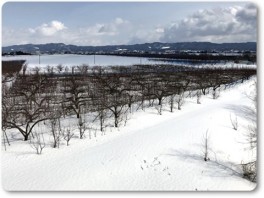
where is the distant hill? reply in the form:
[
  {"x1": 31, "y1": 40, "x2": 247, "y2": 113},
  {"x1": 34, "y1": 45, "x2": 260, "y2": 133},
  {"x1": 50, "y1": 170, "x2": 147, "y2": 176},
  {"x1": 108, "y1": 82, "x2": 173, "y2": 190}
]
[{"x1": 2, "y1": 42, "x2": 256, "y2": 54}]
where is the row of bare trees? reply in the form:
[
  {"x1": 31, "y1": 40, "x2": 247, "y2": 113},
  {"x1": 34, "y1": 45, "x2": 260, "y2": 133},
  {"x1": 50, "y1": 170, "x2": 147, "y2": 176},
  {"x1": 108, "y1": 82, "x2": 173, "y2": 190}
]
[{"x1": 2, "y1": 64, "x2": 256, "y2": 142}]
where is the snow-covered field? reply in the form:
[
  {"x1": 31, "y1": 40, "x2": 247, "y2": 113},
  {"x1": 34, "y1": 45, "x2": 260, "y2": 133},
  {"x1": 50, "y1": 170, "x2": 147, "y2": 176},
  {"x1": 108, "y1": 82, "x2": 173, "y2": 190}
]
[
  {"x1": 2, "y1": 54, "x2": 255, "y2": 69},
  {"x1": 1, "y1": 54, "x2": 164, "y2": 68},
  {"x1": 1, "y1": 78, "x2": 257, "y2": 191}
]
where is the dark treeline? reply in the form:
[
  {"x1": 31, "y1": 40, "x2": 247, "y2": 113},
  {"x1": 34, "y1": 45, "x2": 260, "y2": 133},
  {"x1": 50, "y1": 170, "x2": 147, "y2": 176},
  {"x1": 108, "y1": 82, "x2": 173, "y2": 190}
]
[
  {"x1": 109, "y1": 52, "x2": 256, "y2": 63},
  {"x1": 2, "y1": 60, "x2": 25, "y2": 83},
  {"x1": 2, "y1": 51, "x2": 32, "y2": 56},
  {"x1": 2, "y1": 64, "x2": 256, "y2": 141},
  {"x1": 2, "y1": 60, "x2": 25, "y2": 75}
]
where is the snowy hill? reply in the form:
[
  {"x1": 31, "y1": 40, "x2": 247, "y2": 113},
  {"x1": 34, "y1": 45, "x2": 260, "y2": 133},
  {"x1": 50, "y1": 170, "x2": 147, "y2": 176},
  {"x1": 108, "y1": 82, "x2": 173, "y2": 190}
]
[
  {"x1": 2, "y1": 42, "x2": 256, "y2": 54},
  {"x1": 2, "y1": 78, "x2": 256, "y2": 191}
]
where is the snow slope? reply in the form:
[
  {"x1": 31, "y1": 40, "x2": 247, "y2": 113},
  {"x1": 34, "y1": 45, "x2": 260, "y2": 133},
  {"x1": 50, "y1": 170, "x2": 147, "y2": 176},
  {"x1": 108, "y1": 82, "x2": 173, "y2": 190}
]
[{"x1": 1, "y1": 78, "x2": 257, "y2": 191}]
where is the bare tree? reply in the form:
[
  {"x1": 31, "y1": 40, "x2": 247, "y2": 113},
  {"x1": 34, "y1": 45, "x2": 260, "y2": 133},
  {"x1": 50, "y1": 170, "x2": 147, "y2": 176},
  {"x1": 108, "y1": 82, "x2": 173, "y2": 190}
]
[
  {"x1": 46, "y1": 65, "x2": 54, "y2": 75},
  {"x1": 207, "y1": 70, "x2": 223, "y2": 99},
  {"x1": 241, "y1": 80, "x2": 257, "y2": 182},
  {"x1": 244, "y1": 80, "x2": 257, "y2": 151},
  {"x1": 49, "y1": 114, "x2": 62, "y2": 148},
  {"x1": 56, "y1": 64, "x2": 64, "y2": 74},
  {"x1": 29, "y1": 130, "x2": 46, "y2": 155},
  {"x1": 64, "y1": 66, "x2": 70, "y2": 73},
  {"x1": 22, "y1": 63, "x2": 28, "y2": 76},
  {"x1": 230, "y1": 114, "x2": 238, "y2": 130},
  {"x1": 175, "y1": 78, "x2": 190, "y2": 110},
  {"x1": 196, "y1": 90, "x2": 202, "y2": 104},
  {"x1": 77, "y1": 64, "x2": 89, "y2": 75},
  {"x1": 77, "y1": 115, "x2": 86, "y2": 139},
  {"x1": 155, "y1": 101, "x2": 163, "y2": 115},
  {"x1": 191, "y1": 67, "x2": 208, "y2": 96},
  {"x1": 62, "y1": 127, "x2": 74, "y2": 146},
  {"x1": 202, "y1": 130, "x2": 210, "y2": 161},
  {"x1": 242, "y1": 161, "x2": 256, "y2": 182},
  {"x1": 62, "y1": 75, "x2": 89, "y2": 118},
  {"x1": 96, "y1": 109, "x2": 107, "y2": 133},
  {"x1": 2, "y1": 127, "x2": 10, "y2": 151},
  {"x1": 152, "y1": 74, "x2": 171, "y2": 106},
  {"x1": 2, "y1": 85, "x2": 11, "y2": 149},
  {"x1": 131, "y1": 71, "x2": 147, "y2": 111},
  {"x1": 108, "y1": 100, "x2": 129, "y2": 128},
  {"x1": 168, "y1": 94, "x2": 176, "y2": 113},
  {"x1": 4, "y1": 73, "x2": 55, "y2": 141},
  {"x1": 92, "y1": 69, "x2": 129, "y2": 128},
  {"x1": 175, "y1": 92, "x2": 185, "y2": 110},
  {"x1": 32, "y1": 66, "x2": 41, "y2": 75},
  {"x1": 90, "y1": 79, "x2": 108, "y2": 132}
]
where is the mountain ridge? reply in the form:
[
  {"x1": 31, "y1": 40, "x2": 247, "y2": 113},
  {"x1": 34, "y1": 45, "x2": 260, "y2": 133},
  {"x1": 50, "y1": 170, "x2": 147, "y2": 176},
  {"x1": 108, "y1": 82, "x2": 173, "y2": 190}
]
[{"x1": 2, "y1": 42, "x2": 256, "y2": 54}]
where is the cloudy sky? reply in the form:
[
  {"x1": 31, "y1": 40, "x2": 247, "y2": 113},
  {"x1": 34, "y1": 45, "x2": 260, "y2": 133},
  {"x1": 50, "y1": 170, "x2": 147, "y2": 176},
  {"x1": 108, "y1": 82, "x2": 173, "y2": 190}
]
[{"x1": 2, "y1": 1, "x2": 257, "y2": 46}]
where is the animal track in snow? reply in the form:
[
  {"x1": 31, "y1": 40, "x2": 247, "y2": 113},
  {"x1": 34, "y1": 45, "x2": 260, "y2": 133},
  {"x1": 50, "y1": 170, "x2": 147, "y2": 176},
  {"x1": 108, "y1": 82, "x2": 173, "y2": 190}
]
[{"x1": 140, "y1": 157, "x2": 171, "y2": 176}]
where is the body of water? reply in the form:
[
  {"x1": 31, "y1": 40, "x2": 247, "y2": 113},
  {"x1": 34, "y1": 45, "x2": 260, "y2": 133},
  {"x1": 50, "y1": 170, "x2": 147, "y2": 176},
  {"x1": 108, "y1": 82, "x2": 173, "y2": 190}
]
[
  {"x1": 2, "y1": 54, "x2": 167, "y2": 68},
  {"x1": 2, "y1": 54, "x2": 255, "y2": 70}
]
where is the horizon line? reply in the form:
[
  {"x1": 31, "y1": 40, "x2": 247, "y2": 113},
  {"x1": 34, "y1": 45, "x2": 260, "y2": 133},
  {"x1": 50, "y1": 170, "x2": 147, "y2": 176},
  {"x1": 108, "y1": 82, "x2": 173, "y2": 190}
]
[{"x1": 2, "y1": 41, "x2": 257, "y2": 48}]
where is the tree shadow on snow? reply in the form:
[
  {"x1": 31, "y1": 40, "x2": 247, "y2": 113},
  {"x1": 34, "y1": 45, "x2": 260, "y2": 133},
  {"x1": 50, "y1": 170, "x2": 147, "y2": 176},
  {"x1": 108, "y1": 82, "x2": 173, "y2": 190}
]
[
  {"x1": 225, "y1": 104, "x2": 256, "y2": 123},
  {"x1": 164, "y1": 149, "x2": 243, "y2": 178}
]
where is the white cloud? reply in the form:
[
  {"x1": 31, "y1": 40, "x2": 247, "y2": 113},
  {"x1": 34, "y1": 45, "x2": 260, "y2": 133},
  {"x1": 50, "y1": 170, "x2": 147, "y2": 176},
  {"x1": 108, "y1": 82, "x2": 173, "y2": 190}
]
[
  {"x1": 29, "y1": 20, "x2": 67, "y2": 36},
  {"x1": 155, "y1": 28, "x2": 164, "y2": 33},
  {"x1": 4, "y1": 18, "x2": 130, "y2": 46},
  {"x1": 2, "y1": 4, "x2": 257, "y2": 47},
  {"x1": 127, "y1": 24, "x2": 166, "y2": 44},
  {"x1": 161, "y1": 3, "x2": 257, "y2": 43},
  {"x1": 3, "y1": 17, "x2": 133, "y2": 46},
  {"x1": 83, "y1": 17, "x2": 130, "y2": 37},
  {"x1": 115, "y1": 17, "x2": 125, "y2": 25},
  {"x1": 58, "y1": 17, "x2": 132, "y2": 45}
]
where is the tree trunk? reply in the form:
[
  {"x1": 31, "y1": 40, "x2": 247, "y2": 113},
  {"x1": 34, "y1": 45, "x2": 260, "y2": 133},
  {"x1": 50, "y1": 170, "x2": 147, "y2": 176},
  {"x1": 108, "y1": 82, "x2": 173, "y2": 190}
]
[
  {"x1": 213, "y1": 88, "x2": 216, "y2": 99},
  {"x1": 114, "y1": 113, "x2": 118, "y2": 128},
  {"x1": 24, "y1": 134, "x2": 29, "y2": 141},
  {"x1": 178, "y1": 103, "x2": 181, "y2": 110},
  {"x1": 100, "y1": 114, "x2": 104, "y2": 132},
  {"x1": 202, "y1": 88, "x2": 206, "y2": 95},
  {"x1": 158, "y1": 97, "x2": 162, "y2": 105}
]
